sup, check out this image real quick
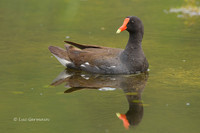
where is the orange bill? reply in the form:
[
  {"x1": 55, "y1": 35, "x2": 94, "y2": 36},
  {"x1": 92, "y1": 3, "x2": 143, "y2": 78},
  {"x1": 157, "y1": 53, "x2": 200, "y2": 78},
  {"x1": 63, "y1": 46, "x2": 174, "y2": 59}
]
[
  {"x1": 116, "y1": 113, "x2": 130, "y2": 129},
  {"x1": 116, "y1": 18, "x2": 130, "y2": 33}
]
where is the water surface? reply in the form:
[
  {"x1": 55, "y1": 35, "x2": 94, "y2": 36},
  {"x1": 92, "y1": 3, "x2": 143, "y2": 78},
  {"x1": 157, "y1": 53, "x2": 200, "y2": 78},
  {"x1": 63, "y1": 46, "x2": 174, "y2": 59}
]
[{"x1": 0, "y1": 0, "x2": 200, "y2": 133}]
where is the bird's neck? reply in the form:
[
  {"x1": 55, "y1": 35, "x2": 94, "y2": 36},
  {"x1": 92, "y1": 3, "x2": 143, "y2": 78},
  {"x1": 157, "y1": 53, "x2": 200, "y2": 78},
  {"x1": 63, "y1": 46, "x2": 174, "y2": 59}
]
[{"x1": 124, "y1": 32, "x2": 143, "y2": 53}]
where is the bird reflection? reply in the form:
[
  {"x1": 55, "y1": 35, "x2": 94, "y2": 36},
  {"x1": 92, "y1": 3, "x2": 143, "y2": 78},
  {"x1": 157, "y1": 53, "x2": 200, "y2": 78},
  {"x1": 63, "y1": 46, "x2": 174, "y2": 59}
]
[{"x1": 50, "y1": 69, "x2": 149, "y2": 129}]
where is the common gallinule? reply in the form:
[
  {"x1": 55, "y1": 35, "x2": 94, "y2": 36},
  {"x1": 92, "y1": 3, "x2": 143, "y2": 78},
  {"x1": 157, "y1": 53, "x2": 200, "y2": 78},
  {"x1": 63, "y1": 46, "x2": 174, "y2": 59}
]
[{"x1": 49, "y1": 16, "x2": 148, "y2": 74}]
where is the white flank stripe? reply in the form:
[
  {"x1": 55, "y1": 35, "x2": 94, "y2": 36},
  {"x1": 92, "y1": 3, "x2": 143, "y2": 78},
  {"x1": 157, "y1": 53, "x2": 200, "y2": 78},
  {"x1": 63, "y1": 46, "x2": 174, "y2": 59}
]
[
  {"x1": 99, "y1": 87, "x2": 116, "y2": 91},
  {"x1": 85, "y1": 62, "x2": 90, "y2": 65},
  {"x1": 81, "y1": 64, "x2": 86, "y2": 67}
]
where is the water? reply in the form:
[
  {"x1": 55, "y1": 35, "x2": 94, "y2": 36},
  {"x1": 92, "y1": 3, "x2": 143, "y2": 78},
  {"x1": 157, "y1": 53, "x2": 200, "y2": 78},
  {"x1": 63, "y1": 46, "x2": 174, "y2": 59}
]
[{"x1": 0, "y1": 0, "x2": 200, "y2": 132}]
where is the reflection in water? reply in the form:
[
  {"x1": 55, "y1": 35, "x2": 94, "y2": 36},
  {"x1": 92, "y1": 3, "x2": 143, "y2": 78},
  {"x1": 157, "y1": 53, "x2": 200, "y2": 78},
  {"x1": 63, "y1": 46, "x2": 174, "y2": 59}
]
[{"x1": 50, "y1": 69, "x2": 149, "y2": 129}]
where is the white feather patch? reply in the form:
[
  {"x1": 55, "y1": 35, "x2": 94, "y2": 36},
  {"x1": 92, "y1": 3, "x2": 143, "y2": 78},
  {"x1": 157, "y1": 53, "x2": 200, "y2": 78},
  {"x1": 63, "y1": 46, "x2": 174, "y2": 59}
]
[
  {"x1": 98, "y1": 87, "x2": 116, "y2": 91},
  {"x1": 108, "y1": 66, "x2": 116, "y2": 69},
  {"x1": 84, "y1": 62, "x2": 90, "y2": 65},
  {"x1": 80, "y1": 64, "x2": 86, "y2": 67},
  {"x1": 52, "y1": 54, "x2": 71, "y2": 67},
  {"x1": 81, "y1": 74, "x2": 90, "y2": 80}
]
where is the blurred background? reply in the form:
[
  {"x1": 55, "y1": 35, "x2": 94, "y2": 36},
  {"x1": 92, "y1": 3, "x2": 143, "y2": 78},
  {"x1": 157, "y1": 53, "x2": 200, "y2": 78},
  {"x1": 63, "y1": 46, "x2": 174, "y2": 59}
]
[{"x1": 0, "y1": 0, "x2": 200, "y2": 133}]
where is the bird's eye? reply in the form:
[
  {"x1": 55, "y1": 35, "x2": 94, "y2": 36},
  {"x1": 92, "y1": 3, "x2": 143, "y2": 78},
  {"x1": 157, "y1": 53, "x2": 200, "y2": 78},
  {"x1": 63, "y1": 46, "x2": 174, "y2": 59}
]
[{"x1": 131, "y1": 20, "x2": 134, "y2": 23}]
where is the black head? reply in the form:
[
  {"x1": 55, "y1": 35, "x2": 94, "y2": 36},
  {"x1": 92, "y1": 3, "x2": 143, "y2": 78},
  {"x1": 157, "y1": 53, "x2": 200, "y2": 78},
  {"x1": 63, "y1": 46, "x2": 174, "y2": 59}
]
[
  {"x1": 126, "y1": 16, "x2": 144, "y2": 34},
  {"x1": 116, "y1": 16, "x2": 144, "y2": 35}
]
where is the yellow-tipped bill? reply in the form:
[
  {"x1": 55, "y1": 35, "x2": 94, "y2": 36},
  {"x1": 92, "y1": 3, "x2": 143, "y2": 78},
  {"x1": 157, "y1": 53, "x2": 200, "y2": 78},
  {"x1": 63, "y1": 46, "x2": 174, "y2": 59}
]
[
  {"x1": 116, "y1": 18, "x2": 130, "y2": 34},
  {"x1": 116, "y1": 112, "x2": 121, "y2": 117},
  {"x1": 116, "y1": 29, "x2": 121, "y2": 34}
]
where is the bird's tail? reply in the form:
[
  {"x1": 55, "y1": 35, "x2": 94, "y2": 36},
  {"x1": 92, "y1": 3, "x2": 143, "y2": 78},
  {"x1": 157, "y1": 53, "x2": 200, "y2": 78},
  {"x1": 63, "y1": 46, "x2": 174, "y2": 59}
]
[{"x1": 48, "y1": 46, "x2": 73, "y2": 67}]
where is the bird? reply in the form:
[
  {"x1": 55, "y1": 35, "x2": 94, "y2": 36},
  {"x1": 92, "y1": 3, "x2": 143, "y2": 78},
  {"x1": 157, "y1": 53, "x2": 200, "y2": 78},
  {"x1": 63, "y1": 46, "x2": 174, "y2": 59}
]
[{"x1": 48, "y1": 16, "x2": 149, "y2": 74}]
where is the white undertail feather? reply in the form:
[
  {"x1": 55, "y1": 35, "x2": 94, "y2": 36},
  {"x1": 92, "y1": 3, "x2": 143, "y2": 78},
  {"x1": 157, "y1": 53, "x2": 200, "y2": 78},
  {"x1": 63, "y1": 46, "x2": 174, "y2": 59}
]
[{"x1": 52, "y1": 54, "x2": 72, "y2": 67}]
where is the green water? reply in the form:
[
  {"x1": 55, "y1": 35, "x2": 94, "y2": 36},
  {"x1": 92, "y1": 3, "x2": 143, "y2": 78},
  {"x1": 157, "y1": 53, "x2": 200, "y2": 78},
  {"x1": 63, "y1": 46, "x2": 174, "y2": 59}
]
[{"x1": 1, "y1": 0, "x2": 200, "y2": 132}]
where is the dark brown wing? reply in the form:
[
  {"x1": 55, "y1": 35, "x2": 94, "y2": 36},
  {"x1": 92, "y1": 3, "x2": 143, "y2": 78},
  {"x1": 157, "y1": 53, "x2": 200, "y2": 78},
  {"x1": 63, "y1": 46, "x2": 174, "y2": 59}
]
[
  {"x1": 64, "y1": 41, "x2": 123, "y2": 74},
  {"x1": 67, "y1": 46, "x2": 122, "y2": 67},
  {"x1": 64, "y1": 41, "x2": 102, "y2": 49}
]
